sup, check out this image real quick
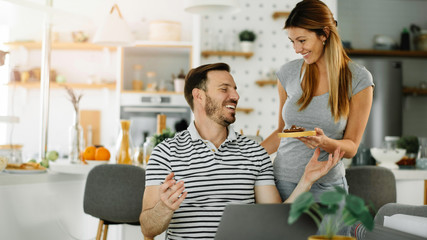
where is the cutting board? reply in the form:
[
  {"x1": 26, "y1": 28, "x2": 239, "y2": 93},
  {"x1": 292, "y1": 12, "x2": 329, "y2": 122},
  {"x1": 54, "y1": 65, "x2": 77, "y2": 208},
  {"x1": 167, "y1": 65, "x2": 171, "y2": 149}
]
[{"x1": 79, "y1": 110, "x2": 100, "y2": 146}]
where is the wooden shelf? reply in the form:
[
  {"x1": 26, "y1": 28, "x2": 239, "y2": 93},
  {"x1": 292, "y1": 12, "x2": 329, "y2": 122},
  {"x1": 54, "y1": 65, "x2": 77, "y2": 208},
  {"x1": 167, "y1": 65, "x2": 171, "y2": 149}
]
[
  {"x1": 201, "y1": 51, "x2": 254, "y2": 59},
  {"x1": 403, "y1": 87, "x2": 427, "y2": 96},
  {"x1": 346, "y1": 49, "x2": 427, "y2": 58},
  {"x1": 6, "y1": 82, "x2": 116, "y2": 89},
  {"x1": 4, "y1": 42, "x2": 116, "y2": 51},
  {"x1": 255, "y1": 80, "x2": 277, "y2": 87},
  {"x1": 121, "y1": 90, "x2": 183, "y2": 95},
  {"x1": 236, "y1": 107, "x2": 254, "y2": 114},
  {"x1": 272, "y1": 11, "x2": 290, "y2": 19}
]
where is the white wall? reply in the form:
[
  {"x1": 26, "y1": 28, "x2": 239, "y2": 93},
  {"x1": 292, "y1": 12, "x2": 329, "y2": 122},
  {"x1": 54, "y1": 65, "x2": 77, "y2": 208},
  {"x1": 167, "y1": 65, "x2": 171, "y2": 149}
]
[{"x1": 199, "y1": 0, "x2": 337, "y2": 139}]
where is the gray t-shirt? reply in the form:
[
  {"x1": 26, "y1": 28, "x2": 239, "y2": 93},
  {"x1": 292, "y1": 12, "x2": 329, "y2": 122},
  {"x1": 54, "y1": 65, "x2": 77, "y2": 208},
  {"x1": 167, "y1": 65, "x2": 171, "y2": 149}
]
[{"x1": 274, "y1": 59, "x2": 374, "y2": 183}]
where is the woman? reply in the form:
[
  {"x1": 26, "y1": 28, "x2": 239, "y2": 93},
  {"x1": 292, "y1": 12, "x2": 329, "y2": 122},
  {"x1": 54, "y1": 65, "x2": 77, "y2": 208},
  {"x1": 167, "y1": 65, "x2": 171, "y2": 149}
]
[{"x1": 261, "y1": 0, "x2": 374, "y2": 201}]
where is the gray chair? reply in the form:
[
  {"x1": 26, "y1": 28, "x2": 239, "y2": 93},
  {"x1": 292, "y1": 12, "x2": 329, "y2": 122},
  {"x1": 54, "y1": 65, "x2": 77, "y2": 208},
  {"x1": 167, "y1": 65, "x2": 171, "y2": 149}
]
[
  {"x1": 83, "y1": 164, "x2": 145, "y2": 240},
  {"x1": 374, "y1": 203, "x2": 427, "y2": 225},
  {"x1": 346, "y1": 166, "x2": 396, "y2": 214},
  {"x1": 354, "y1": 203, "x2": 427, "y2": 240}
]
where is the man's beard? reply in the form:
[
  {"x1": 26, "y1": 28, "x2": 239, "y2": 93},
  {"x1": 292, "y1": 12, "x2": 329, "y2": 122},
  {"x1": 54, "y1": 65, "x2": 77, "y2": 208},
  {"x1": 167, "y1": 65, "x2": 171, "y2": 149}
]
[{"x1": 205, "y1": 94, "x2": 236, "y2": 127}]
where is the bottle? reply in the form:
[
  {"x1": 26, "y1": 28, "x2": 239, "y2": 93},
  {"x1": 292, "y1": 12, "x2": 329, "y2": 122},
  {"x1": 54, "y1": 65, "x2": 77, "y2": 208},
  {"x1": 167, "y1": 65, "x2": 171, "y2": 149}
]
[
  {"x1": 132, "y1": 64, "x2": 143, "y2": 91},
  {"x1": 115, "y1": 120, "x2": 134, "y2": 164},
  {"x1": 400, "y1": 28, "x2": 410, "y2": 51},
  {"x1": 145, "y1": 71, "x2": 157, "y2": 91},
  {"x1": 143, "y1": 136, "x2": 154, "y2": 167}
]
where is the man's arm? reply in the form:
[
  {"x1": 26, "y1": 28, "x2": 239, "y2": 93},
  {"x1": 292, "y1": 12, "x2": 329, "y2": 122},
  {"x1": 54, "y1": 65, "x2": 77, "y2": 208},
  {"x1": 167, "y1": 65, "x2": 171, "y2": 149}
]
[{"x1": 140, "y1": 172, "x2": 187, "y2": 239}]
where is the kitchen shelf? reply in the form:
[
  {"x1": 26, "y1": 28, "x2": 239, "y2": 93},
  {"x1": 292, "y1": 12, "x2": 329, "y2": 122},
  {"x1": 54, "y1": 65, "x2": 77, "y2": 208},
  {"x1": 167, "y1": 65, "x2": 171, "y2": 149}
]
[
  {"x1": 121, "y1": 90, "x2": 183, "y2": 95},
  {"x1": 6, "y1": 82, "x2": 116, "y2": 89},
  {"x1": 346, "y1": 49, "x2": 427, "y2": 58},
  {"x1": 403, "y1": 87, "x2": 427, "y2": 96},
  {"x1": 255, "y1": 80, "x2": 277, "y2": 87},
  {"x1": 4, "y1": 41, "x2": 116, "y2": 51},
  {"x1": 201, "y1": 51, "x2": 254, "y2": 59},
  {"x1": 272, "y1": 11, "x2": 290, "y2": 19},
  {"x1": 236, "y1": 107, "x2": 254, "y2": 114}
]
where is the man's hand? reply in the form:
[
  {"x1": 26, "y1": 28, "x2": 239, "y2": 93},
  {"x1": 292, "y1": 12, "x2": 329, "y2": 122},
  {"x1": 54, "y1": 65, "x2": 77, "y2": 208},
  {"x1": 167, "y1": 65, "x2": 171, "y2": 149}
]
[
  {"x1": 159, "y1": 172, "x2": 187, "y2": 211},
  {"x1": 303, "y1": 147, "x2": 344, "y2": 184}
]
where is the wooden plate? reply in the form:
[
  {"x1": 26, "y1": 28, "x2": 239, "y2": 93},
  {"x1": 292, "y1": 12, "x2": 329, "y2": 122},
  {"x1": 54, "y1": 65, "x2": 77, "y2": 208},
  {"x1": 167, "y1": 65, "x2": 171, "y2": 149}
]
[{"x1": 278, "y1": 131, "x2": 316, "y2": 138}]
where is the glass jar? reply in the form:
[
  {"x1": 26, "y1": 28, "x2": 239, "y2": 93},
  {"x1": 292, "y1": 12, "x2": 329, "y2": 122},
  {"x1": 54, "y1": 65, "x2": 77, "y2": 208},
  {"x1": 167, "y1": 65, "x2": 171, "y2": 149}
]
[
  {"x1": 115, "y1": 120, "x2": 134, "y2": 164},
  {"x1": 143, "y1": 137, "x2": 154, "y2": 167},
  {"x1": 132, "y1": 64, "x2": 143, "y2": 91},
  {"x1": 0, "y1": 144, "x2": 23, "y2": 164},
  {"x1": 145, "y1": 71, "x2": 157, "y2": 91}
]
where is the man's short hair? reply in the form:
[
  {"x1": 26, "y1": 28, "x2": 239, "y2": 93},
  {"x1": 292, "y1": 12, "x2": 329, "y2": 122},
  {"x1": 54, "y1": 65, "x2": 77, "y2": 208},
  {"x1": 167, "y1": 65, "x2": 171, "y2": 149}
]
[{"x1": 184, "y1": 63, "x2": 230, "y2": 110}]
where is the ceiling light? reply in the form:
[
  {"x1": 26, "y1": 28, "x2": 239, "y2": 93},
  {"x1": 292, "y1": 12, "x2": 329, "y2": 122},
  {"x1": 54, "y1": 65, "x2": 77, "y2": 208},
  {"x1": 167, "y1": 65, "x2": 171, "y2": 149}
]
[{"x1": 184, "y1": 0, "x2": 240, "y2": 15}]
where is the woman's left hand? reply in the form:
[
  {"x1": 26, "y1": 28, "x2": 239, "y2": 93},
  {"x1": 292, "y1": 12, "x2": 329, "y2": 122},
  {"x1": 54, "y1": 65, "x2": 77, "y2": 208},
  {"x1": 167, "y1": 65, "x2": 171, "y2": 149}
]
[{"x1": 297, "y1": 128, "x2": 328, "y2": 149}]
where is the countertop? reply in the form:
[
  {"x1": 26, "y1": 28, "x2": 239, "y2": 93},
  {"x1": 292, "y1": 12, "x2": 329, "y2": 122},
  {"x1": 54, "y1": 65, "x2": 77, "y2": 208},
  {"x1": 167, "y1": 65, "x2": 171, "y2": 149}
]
[{"x1": 391, "y1": 169, "x2": 427, "y2": 180}]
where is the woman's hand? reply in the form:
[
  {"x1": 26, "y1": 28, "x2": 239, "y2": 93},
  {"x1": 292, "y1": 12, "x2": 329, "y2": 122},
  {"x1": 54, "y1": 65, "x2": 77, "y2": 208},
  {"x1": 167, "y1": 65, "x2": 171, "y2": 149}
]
[{"x1": 297, "y1": 127, "x2": 328, "y2": 149}]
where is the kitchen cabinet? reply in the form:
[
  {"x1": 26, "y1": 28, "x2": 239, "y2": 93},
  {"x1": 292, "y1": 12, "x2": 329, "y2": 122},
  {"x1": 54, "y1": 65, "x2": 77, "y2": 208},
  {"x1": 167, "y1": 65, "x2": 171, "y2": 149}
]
[
  {"x1": 120, "y1": 41, "x2": 194, "y2": 93},
  {"x1": 4, "y1": 41, "x2": 118, "y2": 89}
]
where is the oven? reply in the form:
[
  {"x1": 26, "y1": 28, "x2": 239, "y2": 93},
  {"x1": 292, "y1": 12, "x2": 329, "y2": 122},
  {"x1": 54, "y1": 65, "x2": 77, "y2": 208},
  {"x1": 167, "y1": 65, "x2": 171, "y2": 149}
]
[{"x1": 120, "y1": 93, "x2": 192, "y2": 146}]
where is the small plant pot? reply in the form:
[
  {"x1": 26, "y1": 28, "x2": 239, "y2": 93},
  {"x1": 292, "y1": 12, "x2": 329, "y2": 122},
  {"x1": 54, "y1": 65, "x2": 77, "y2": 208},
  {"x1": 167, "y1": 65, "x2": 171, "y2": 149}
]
[
  {"x1": 308, "y1": 235, "x2": 355, "y2": 240},
  {"x1": 240, "y1": 41, "x2": 254, "y2": 52}
]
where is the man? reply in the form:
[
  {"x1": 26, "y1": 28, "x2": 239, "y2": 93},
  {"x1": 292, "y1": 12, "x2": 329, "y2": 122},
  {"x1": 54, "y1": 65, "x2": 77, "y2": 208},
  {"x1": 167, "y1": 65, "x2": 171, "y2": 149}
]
[{"x1": 140, "y1": 63, "x2": 344, "y2": 240}]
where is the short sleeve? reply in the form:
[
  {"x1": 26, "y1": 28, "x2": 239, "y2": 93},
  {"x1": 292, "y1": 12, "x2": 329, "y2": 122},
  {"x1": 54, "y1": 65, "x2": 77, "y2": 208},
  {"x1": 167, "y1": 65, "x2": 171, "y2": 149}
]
[
  {"x1": 254, "y1": 148, "x2": 275, "y2": 186},
  {"x1": 350, "y1": 63, "x2": 375, "y2": 96},
  {"x1": 145, "y1": 142, "x2": 172, "y2": 186}
]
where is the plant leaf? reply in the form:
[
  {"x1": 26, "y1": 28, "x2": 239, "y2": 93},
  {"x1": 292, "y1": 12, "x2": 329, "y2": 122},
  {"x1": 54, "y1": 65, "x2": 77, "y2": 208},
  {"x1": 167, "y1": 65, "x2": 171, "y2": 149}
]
[
  {"x1": 288, "y1": 192, "x2": 314, "y2": 224},
  {"x1": 320, "y1": 191, "x2": 343, "y2": 205},
  {"x1": 319, "y1": 203, "x2": 339, "y2": 215},
  {"x1": 342, "y1": 208, "x2": 358, "y2": 226},
  {"x1": 345, "y1": 195, "x2": 365, "y2": 215},
  {"x1": 359, "y1": 210, "x2": 375, "y2": 231},
  {"x1": 334, "y1": 186, "x2": 347, "y2": 194}
]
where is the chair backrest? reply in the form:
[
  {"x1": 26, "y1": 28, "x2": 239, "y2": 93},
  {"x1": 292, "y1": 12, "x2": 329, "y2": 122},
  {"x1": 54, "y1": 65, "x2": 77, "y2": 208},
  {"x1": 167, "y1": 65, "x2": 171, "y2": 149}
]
[
  {"x1": 346, "y1": 166, "x2": 396, "y2": 214},
  {"x1": 375, "y1": 203, "x2": 427, "y2": 226},
  {"x1": 83, "y1": 164, "x2": 145, "y2": 224}
]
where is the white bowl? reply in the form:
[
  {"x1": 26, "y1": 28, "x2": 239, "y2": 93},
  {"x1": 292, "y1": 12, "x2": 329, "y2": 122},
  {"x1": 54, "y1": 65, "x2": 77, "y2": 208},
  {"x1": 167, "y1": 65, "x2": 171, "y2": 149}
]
[
  {"x1": 86, "y1": 160, "x2": 109, "y2": 166},
  {"x1": 370, "y1": 148, "x2": 406, "y2": 169}
]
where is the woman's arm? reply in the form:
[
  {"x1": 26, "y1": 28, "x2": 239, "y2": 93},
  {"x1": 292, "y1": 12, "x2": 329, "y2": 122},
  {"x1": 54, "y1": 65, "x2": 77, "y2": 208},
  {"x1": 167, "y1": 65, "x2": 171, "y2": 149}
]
[
  {"x1": 261, "y1": 80, "x2": 287, "y2": 155},
  {"x1": 297, "y1": 86, "x2": 373, "y2": 158}
]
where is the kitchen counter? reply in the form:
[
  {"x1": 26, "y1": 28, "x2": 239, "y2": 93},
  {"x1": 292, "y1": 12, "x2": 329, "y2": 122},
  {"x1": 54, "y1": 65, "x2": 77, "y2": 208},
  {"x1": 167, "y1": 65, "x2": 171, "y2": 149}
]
[
  {"x1": 392, "y1": 168, "x2": 427, "y2": 180},
  {"x1": 390, "y1": 168, "x2": 427, "y2": 205}
]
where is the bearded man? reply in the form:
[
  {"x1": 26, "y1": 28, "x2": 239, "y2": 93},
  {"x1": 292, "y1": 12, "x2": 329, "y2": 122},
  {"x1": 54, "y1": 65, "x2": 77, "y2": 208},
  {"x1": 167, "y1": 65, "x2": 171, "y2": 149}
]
[{"x1": 139, "y1": 63, "x2": 344, "y2": 240}]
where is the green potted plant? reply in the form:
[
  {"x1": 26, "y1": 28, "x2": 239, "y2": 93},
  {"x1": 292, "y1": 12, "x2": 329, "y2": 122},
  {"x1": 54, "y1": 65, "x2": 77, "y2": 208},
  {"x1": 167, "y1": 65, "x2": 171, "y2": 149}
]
[
  {"x1": 150, "y1": 128, "x2": 175, "y2": 147},
  {"x1": 238, "y1": 30, "x2": 256, "y2": 52},
  {"x1": 288, "y1": 186, "x2": 374, "y2": 240},
  {"x1": 396, "y1": 136, "x2": 419, "y2": 168}
]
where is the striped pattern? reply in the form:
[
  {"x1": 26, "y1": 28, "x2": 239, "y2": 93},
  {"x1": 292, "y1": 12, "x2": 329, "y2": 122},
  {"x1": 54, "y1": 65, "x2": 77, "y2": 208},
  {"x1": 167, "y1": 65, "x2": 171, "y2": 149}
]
[{"x1": 146, "y1": 129, "x2": 275, "y2": 240}]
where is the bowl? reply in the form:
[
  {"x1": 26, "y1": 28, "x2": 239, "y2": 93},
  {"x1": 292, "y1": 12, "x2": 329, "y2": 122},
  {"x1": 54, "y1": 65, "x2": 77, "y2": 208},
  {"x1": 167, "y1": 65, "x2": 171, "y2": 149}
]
[
  {"x1": 86, "y1": 160, "x2": 109, "y2": 166},
  {"x1": 370, "y1": 148, "x2": 406, "y2": 169}
]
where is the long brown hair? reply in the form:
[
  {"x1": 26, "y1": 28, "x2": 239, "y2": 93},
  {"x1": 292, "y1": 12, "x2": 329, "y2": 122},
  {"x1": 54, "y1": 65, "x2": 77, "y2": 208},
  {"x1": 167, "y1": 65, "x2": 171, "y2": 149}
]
[{"x1": 285, "y1": 0, "x2": 352, "y2": 122}]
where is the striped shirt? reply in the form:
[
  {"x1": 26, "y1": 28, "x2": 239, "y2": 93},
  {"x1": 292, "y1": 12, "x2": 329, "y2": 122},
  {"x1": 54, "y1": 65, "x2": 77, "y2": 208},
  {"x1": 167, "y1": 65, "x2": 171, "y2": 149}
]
[{"x1": 145, "y1": 122, "x2": 275, "y2": 240}]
